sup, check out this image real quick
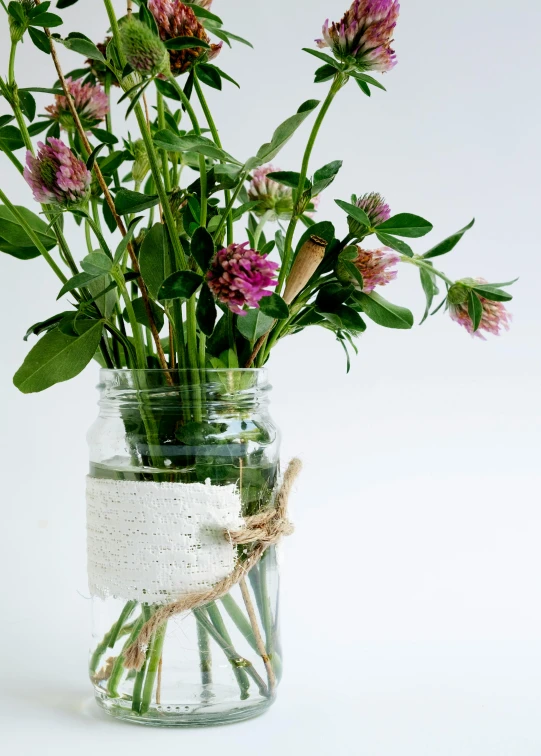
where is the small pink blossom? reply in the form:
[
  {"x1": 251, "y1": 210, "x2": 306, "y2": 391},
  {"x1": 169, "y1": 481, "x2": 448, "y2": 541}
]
[
  {"x1": 24, "y1": 138, "x2": 91, "y2": 207},
  {"x1": 449, "y1": 279, "x2": 511, "y2": 339},
  {"x1": 317, "y1": 0, "x2": 400, "y2": 73},
  {"x1": 354, "y1": 246, "x2": 399, "y2": 291},
  {"x1": 248, "y1": 165, "x2": 295, "y2": 220},
  {"x1": 45, "y1": 77, "x2": 109, "y2": 128},
  {"x1": 207, "y1": 242, "x2": 279, "y2": 316}
]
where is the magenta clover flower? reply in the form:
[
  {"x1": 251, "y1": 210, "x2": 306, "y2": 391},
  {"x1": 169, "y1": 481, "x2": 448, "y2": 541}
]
[
  {"x1": 207, "y1": 243, "x2": 280, "y2": 316},
  {"x1": 24, "y1": 138, "x2": 91, "y2": 208},
  {"x1": 449, "y1": 279, "x2": 511, "y2": 339},
  {"x1": 353, "y1": 246, "x2": 399, "y2": 291},
  {"x1": 317, "y1": 0, "x2": 400, "y2": 73},
  {"x1": 45, "y1": 78, "x2": 109, "y2": 129},
  {"x1": 247, "y1": 165, "x2": 295, "y2": 221}
]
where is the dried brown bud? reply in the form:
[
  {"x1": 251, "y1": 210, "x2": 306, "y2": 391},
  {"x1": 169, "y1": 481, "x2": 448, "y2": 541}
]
[{"x1": 283, "y1": 235, "x2": 328, "y2": 305}]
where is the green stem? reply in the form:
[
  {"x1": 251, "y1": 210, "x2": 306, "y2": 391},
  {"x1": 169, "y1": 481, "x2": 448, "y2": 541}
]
[
  {"x1": 193, "y1": 73, "x2": 233, "y2": 243},
  {"x1": 140, "y1": 622, "x2": 167, "y2": 714},
  {"x1": 220, "y1": 594, "x2": 258, "y2": 653},
  {"x1": 277, "y1": 76, "x2": 345, "y2": 293},
  {"x1": 156, "y1": 92, "x2": 171, "y2": 193},
  {"x1": 132, "y1": 605, "x2": 152, "y2": 713},
  {"x1": 108, "y1": 600, "x2": 137, "y2": 649},
  {"x1": 8, "y1": 41, "x2": 16, "y2": 85},
  {"x1": 403, "y1": 255, "x2": 454, "y2": 286},
  {"x1": 166, "y1": 76, "x2": 207, "y2": 228},
  {"x1": 213, "y1": 172, "x2": 248, "y2": 242},
  {"x1": 108, "y1": 616, "x2": 144, "y2": 698},
  {"x1": 253, "y1": 211, "x2": 272, "y2": 249},
  {"x1": 0, "y1": 188, "x2": 67, "y2": 283},
  {"x1": 115, "y1": 273, "x2": 147, "y2": 369},
  {"x1": 196, "y1": 621, "x2": 212, "y2": 686}
]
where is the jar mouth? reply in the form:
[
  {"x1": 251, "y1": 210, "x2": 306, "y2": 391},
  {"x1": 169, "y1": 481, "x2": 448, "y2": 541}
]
[{"x1": 97, "y1": 368, "x2": 271, "y2": 410}]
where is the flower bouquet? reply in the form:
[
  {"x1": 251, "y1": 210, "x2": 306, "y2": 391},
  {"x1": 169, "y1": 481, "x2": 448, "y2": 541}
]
[{"x1": 0, "y1": 0, "x2": 515, "y2": 727}]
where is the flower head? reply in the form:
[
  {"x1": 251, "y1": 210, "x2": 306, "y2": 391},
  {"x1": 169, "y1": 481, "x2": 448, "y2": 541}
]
[
  {"x1": 45, "y1": 78, "x2": 109, "y2": 130},
  {"x1": 120, "y1": 17, "x2": 170, "y2": 77},
  {"x1": 448, "y1": 279, "x2": 511, "y2": 339},
  {"x1": 207, "y1": 242, "x2": 279, "y2": 316},
  {"x1": 148, "y1": 0, "x2": 222, "y2": 76},
  {"x1": 348, "y1": 191, "x2": 391, "y2": 237},
  {"x1": 339, "y1": 246, "x2": 399, "y2": 291},
  {"x1": 24, "y1": 138, "x2": 91, "y2": 208},
  {"x1": 317, "y1": 0, "x2": 400, "y2": 73},
  {"x1": 248, "y1": 165, "x2": 295, "y2": 221}
]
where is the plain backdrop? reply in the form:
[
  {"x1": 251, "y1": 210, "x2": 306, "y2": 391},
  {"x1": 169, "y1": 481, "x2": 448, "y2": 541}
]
[{"x1": 1, "y1": 1, "x2": 540, "y2": 754}]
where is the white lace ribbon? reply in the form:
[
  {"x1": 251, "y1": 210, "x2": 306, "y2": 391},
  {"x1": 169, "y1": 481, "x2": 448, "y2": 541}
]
[{"x1": 86, "y1": 477, "x2": 243, "y2": 604}]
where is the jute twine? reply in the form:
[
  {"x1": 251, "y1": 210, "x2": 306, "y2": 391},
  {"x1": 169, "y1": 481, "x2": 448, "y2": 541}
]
[{"x1": 123, "y1": 459, "x2": 302, "y2": 671}]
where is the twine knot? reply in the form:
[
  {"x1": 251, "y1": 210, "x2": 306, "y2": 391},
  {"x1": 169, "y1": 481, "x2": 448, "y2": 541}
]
[{"x1": 123, "y1": 459, "x2": 302, "y2": 671}]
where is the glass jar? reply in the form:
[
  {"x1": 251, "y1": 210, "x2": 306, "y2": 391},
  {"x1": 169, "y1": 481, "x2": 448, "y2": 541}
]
[{"x1": 87, "y1": 369, "x2": 281, "y2": 727}]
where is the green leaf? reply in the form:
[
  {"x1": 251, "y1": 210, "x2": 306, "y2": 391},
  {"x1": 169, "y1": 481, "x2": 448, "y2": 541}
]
[
  {"x1": 57, "y1": 271, "x2": 99, "y2": 299},
  {"x1": 295, "y1": 220, "x2": 335, "y2": 255},
  {"x1": 183, "y1": 2, "x2": 223, "y2": 23},
  {"x1": 312, "y1": 160, "x2": 342, "y2": 196},
  {"x1": 28, "y1": 120, "x2": 51, "y2": 136},
  {"x1": 90, "y1": 128, "x2": 118, "y2": 145},
  {"x1": 29, "y1": 2, "x2": 52, "y2": 16},
  {"x1": 259, "y1": 293, "x2": 289, "y2": 319},
  {"x1": 196, "y1": 283, "x2": 217, "y2": 336},
  {"x1": 335, "y1": 199, "x2": 371, "y2": 229},
  {"x1": 247, "y1": 99, "x2": 320, "y2": 169},
  {"x1": 153, "y1": 130, "x2": 241, "y2": 164},
  {"x1": 158, "y1": 270, "x2": 203, "y2": 301},
  {"x1": 86, "y1": 142, "x2": 107, "y2": 170},
  {"x1": 113, "y1": 216, "x2": 142, "y2": 264},
  {"x1": 115, "y1": 188, "x2": 160, "y2": 215},
  {"x1": 97, "y1": 149, "x2": 129, "y2": 175},
  {"x1": 350, "y1": 71, "x2": 386, "y2": 92},
  {"x1": 24, "y1": 311, "x2": 72, "y2": 341},
  {"x1": 0, "y1": 205, "x2": 57, "y2": 259},
  {"x1": 56, "y1": 0, "x2": 81, "y2": 7},
  {"x1": 164, "y1": 36, "x2": 210, "y2": 50},
  {"x1": 28, "y1": 12, "x2": 63, "y2": 27},
  {"x1": 139, "y1": 223, "x2": 169, "y2": 300},
  {"x1": 354, "y1": 291, "x2": 414, "y2": 329},
  {"x1": 236, "y1": 308, "x2": 274, "y2": 341},
  {"x1": 191, "y1": 226, "x2": 215, "y2": 272},
  {"x1": 266, "y1": 171, "x2": 309, "y2": 190},
  {"x1": 81, "y1": 252, "x2": 113, "y2": 276},
  {"x1": 124, "y1": 297, "x2": 165, "y2": 332},
  {"x1": 375, "y1": 231, "x2": 414, "y2": 258},
  {"x1": 423, "y1": 219, "x2": 475, "y2": 259},
  {"x1": 334, "y1": 304, "x2": 366, "y2": 332},
  {"x1": 196, "y1": 63, "x2": 222, "y2": 90},
  {"x1": 468, "y1": 291, "x2": 483, "y2": 331},
  {"x1": 210, "y1": 28, "x2": 253, "y2": 48},
  {"x1": 0, "y1": 125, "x2": 25, "y2": 152},
  {"x1": 316, "y1": 283, "x2": 352, "y2": 312},
  {"x1": 13, "y1": 320, "x2": 103, "y2": 394},
  {"x1": 28, "y1": 26, "x2": 51, "y2": 54},
  {"x1": 0, "y1": 116, "x2": 14, "y2": 129},
  {"x1": 341, "y1": 260, "x2": 364, "y2": 290},
  {"x1": 356, "y1": 79, "x2": 371, "y2": 96},
  {"x1": 302, "y1": 48, "x2": 340, "y2": 67},
  {"x1": 314, "y1": 64, "x2": 338, "y2": 83},
  {"x1": 472, "y1": 284, "x2": 513, "y2": 303},
  {"x1": 376, "y1": 213, "x2": 433, "y2": 239},
  {"x1": 419, "y1": 267, "x2": 438, "y2": 324},
  {"x1": 8, "y1": 2, "x2": 26, "y2": 24},
  {"x1": 87, "y1": 275, "x2": 117, "y2": 318},
  {"x1": 18, "y1": 90, "x2": 36, "y2": 122},
  {"x1": 211, "y1": 66, "x2": 240, "y2": 88},
  {"x1": 59, "y1": 33, "x2": 105, "y2": 62},
  {"x1": 154, "y1": 78, "x2": 181, "y2": 101}
]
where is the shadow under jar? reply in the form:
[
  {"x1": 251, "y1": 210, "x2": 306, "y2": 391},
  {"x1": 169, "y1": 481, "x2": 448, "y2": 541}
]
[{"x1": 87, "y1": 369, "x2": 281, "y2": 727}]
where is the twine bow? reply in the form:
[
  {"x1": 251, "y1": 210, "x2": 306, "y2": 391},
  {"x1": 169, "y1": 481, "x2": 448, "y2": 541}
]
[{"x1": 123, "y1": 458, "x2": 302, "y2": 671}]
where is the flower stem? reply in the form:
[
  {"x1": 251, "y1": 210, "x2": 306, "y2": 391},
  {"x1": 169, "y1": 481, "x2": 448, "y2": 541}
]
[
  {"x1": 277, "y1": 76, "x2": 344, "y2": 293},
  {"x1": 196, "y1": 620, "x2": 212, "y2": 686},
  {"x1": 402, "y1": 255, "x2": 454, "y2": 286},
  {"x1": 140, "y1": 622, "x2": 167, "y2": 714},
  {"x1": 193, "y1": 72, "x2": 234, "y2": 245}
]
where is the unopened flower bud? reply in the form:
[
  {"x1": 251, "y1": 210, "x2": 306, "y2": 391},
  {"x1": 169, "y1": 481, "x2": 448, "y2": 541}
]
[
  {"x1": 120, "y1": 17, "x2": 170, "y2": 77},
  {"x1": 283, "y1": 236, "x2": 328, "y2": 305},
  {"x1": 8, "y1": 0, "x2": 34, "y2": 43},
  {"x1": 132, "y1": 139, "x2": 150, "y2": 184},
  {"x1": 447, "y1": 282, "x2": 469, "y2": 305}
]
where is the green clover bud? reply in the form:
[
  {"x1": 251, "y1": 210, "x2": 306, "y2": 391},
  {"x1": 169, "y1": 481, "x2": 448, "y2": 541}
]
[{"x1": 120, "y1": 17, "x2": 170, "y2": 77}]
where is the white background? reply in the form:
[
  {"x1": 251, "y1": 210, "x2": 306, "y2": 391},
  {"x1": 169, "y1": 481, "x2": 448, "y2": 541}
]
[{"x1": 1, "y1": 0, "x2": 540, "y2": 753}]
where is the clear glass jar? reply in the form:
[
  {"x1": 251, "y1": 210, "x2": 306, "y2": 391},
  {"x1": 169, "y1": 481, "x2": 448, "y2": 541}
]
[{"x1": 87, "y1": 369, "x2": 281, "y2": 727}]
